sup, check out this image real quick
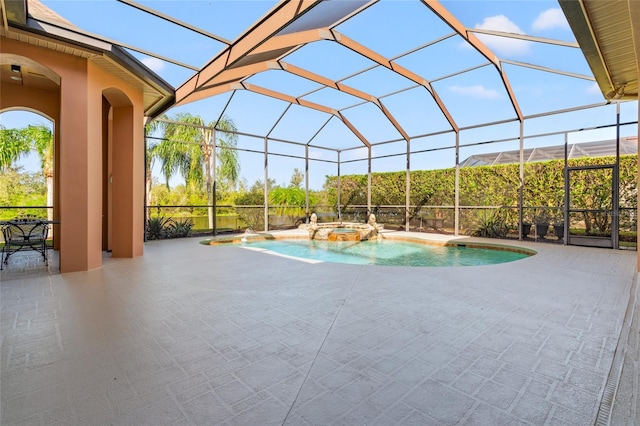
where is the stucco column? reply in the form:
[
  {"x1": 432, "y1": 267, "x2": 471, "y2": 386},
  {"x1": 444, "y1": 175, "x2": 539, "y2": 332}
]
[
  {"x1": 59, "y1": 61, "x2": 103, "y2": 272},
  {"x1": 110, "y1": 105, "x2": 143, "y2": 258}
]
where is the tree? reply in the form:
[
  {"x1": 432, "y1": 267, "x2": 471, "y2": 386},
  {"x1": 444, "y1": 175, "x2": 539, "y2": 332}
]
[
  {"x1": 0, "y1": 125, "x2": 31, "y2": 170},
  {"x1": 0, "y1": 167, "x2": 46, "y2": 219},
  {"x1": 214, "y1": 117, "x2": 240, "y2": 194},
  {"x1": 268, "y1": 187, "x2": 307, "y2": 219},
  {"x1": 233, "y1": 178, "x2": 277, "y2": 231},
  {"x1": 0, "y1": 124, "x2": 54, "y2": 221},
  {"x1": 269, "y1": 169, "x2": 317, "y2": 226},
  {"x1": 26, "y1": 125, "x2": 54, "y2": 221},
  {"x1": 148, "y1": 113, "x2": 240, "y2": 229},
  {"x1": 289, "y1": 168, "x2": 304, "y2": 188},
  {"x1": 144, "y1": 119, "x2": 162, "y2": 214}
]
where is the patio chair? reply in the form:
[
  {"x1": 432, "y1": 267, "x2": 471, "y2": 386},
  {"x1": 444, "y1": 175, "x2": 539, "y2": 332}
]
[
  {"x1": 1, "y1": 220, "x2": 49, "y2": 270},
  {"x1": 14, "y1": 214, "x2": 40, "y2": 222}
]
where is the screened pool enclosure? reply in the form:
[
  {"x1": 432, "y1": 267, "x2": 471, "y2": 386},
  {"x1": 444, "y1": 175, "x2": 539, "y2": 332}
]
[{"x1": 14, "y1": 0, "x2": 640, "y2": 248}]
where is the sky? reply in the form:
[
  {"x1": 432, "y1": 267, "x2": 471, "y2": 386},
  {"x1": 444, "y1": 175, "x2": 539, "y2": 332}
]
[{"x1": 2, "y1": 0, "x2": 638, "y2": 190}]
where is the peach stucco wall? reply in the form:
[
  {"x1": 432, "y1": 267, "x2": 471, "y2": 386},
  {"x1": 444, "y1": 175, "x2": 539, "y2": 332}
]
[
  {"x1": 92, "y1": 65, "x2": 145, "y2": 258},
  {"x1": 1, "y1": 37, "x2": 146, "y2": 272}
]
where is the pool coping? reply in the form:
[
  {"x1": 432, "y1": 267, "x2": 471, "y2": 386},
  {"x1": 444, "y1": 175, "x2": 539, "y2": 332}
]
[{"x1": 199, "y1": 229, "x2": 538, "y2": 257}]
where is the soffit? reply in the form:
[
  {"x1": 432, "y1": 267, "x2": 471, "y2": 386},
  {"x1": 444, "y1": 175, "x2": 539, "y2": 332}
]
[
  {"x1": 90, "y1": 54, "x2": 167, "y2": 115},
  {"x1": 0, "y1": 24, "x2": 94, "y2": 58},
  {"x1": 560, "y1": 0, "x2": 639, "y2": 101}
]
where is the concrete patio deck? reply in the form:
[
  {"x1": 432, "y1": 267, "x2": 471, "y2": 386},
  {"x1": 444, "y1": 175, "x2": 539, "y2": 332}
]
[{"x1": 1, "y1": 231, "x2": 638, "y2": 425}]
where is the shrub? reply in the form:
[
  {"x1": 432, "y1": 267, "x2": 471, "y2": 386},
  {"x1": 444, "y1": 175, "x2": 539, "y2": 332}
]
[
  {"x1": 146, "y1": 216, "x2": 173, "y2": 240},
  {"x1": 145, "y1": 216, "x2": 193, "y2": 240},
  {"x1": 166, "y1": 218, "x2": 194, "y2": 238},
  {"x1": 472, "y1": 211, "x2": 508, "y2": 239},
  {"x1": 233, "y1": 191, "x2": 265, "y2": 231}
]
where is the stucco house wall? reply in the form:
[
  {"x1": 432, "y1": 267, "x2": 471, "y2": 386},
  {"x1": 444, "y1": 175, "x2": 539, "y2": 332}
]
[{"x1": 1, "y1": 36, "x2": 149, "y2": 272}]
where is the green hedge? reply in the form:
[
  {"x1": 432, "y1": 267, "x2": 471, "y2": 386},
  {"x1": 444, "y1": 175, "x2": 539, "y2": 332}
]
[{"x1": 324, "y1": 155, "x2": 637, "y2": 233}]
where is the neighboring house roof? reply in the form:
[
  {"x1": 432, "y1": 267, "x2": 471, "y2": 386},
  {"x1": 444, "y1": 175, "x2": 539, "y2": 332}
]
[
  {"x1": 0, "y1": 0, "x2": 175, "y2": 119},
  {"x1": 461, "y1": 136, "x2": 638, "y2": 167}
]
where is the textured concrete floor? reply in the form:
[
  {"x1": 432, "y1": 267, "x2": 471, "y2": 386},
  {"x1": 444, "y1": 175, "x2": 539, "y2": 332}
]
[
  {"x1": 611, "y1": 273, "x2": 640, "y2": 426},
  {"x1": 1, "y1": 232, "x2": 637, "y2": 425}
]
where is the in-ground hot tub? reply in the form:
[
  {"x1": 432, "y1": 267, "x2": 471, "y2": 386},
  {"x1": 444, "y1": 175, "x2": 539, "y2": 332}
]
[{"x1": 327, "y1": 228, "x2": 361, "y2": 242}]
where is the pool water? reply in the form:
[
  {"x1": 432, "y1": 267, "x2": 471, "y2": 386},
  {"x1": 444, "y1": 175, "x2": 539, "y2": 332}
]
[{"x1": 239, "y1": 239, "x2": 530, "y2": 267}]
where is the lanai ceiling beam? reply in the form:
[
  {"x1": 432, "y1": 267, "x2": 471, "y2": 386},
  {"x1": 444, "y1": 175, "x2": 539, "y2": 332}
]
[
  {"x1": 501, "y1": 59, "x2": 595, "y2": 81},
  {"x1": 279, "y1": 61, "x2": 411, "y2": 142},
  {"x1": 241, "y1": 82, "x2": 372, "y2": 148},
  {"x1": 116, "y1": 0, "x2": 231, "y2": 45},
  {"x1": 176, "y1": 0, "x2": 323, "y2": 105},
  {"x1": 329, "y1": 30, "x2": 459, "y2": 133},
  {"x1": 421, "y1": 0, "x2": 523, "y2": 122},
  {"x1": 251, "y1": 28, "x2": 327, "y2": 56},
  {"x1": 467, "y1": 28, "x2": 580, "y2": 48},
  {"x1": 28, "y1": 16, "x2": 198, "y2": 71},
  {"x1": 177, "y1": 82, "x2": 242, "y2": 105}
]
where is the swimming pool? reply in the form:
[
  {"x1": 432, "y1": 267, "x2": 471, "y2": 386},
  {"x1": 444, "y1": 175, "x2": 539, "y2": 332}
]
[{"x1": 235, "y1": 238, "x2": 532, "y2": 267}]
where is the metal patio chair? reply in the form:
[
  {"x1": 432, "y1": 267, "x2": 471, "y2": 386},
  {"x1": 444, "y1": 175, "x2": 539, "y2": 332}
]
[{"x1": 1, "y1": 220, "x2": 49, "y2": 270}]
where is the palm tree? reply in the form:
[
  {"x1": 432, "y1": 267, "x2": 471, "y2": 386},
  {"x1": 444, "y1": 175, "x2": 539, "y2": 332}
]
[
  {"x1": 268, "y1": 186, "x2": 308, "y2": 222},
  {"x1": 150, "y1": 113, "x2": 240, "y2": 229},
  {"x1": 268, "y1": 170, "x2": 317, "y2": 226},
  {"x1": 0, "y1": 125, "x2": 31, "y2": 170},
  {"x1": 0, "y1": 124, "x2": 54, "y2": 221},
  {"x1": 214, "y1": 117, "x2": 240, "y2": 193},
  {"x1": 25, "y1": 125, "x2": 54, "y2": 221},
  {"x1": 158, "y1": 113, "x2": 205, "y2": 191},
  {"x1": 144, "y1": 118, "x2": 167, "y2": 215}
]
